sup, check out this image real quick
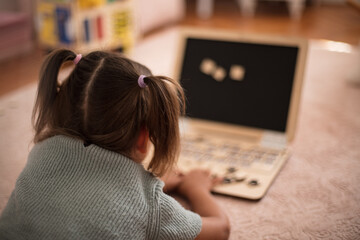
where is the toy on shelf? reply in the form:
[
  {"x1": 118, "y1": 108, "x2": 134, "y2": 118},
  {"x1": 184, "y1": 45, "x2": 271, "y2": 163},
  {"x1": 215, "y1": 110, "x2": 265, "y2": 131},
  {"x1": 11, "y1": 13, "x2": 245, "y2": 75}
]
[{"x1": 36, "y1": 0, "x2": 135, "y2": 54}]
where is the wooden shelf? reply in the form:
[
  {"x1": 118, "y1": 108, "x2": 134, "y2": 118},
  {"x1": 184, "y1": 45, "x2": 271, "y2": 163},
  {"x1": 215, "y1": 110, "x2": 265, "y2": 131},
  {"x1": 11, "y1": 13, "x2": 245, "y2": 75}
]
[{"x1": 35, "y1": 0, "x2": 136, "y2": 54}]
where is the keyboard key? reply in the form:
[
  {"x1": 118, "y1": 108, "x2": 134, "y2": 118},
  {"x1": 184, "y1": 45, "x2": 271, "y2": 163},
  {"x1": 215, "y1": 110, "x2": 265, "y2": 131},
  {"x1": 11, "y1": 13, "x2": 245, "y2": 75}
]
[{"x1": 180, "y1": 135, "x2": 282, "y2": 176}]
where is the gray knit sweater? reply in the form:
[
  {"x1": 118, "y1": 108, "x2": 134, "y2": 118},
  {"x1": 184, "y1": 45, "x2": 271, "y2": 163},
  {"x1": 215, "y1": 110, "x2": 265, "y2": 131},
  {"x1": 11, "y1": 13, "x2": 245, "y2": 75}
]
[{"x1": 0, "y1": 135, "x2": 202, "y2": 239}]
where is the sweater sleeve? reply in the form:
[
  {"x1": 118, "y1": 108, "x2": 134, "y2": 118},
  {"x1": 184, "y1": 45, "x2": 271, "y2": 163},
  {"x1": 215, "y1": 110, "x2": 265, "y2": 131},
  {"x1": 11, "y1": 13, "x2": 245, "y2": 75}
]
[{"x1": 157, "y1": 189, "x2": 202, "y2": 240}]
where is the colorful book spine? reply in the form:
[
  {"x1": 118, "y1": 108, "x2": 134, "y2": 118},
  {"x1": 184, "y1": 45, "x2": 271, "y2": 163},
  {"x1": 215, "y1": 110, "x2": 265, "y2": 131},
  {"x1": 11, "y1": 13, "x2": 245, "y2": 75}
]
[
  {"x1": 112, "y1": 10, "x2": 133, "y2": 52},
  {"x1": 78, "y1": 0, "x2": 105, "y2": 9},
  {"x1": 55, "y1": 6, "x2": 72, "y2": 44},
  {"x1": 83, "y1": 18, "x2": 90, "y2": 43},
  {"x1": 96, "y1": 16, "x2": 103, "y2": 40},
  {"x1": 38, "y1": 3, "x2": 57, "y2": 46}
]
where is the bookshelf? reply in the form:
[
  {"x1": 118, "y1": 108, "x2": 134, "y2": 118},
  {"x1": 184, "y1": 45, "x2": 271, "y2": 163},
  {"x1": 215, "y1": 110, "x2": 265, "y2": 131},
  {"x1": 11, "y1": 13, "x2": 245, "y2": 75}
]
[{"x1": 36, "y1": 0, "x2": 135, "y2": 54}]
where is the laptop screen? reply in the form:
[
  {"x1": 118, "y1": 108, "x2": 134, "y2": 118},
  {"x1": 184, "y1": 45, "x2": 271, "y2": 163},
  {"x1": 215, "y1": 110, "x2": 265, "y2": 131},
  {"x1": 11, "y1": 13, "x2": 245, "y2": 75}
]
[{"x1": 179, "y1": 37, "x2": 299, "y2": 132}]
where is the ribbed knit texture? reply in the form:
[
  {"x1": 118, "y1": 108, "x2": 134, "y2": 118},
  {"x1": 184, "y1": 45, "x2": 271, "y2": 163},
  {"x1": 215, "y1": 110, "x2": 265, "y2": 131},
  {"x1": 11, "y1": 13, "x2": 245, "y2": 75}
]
[{"x1": 0, "y1": 135, "x2": 201, "y2": 240}]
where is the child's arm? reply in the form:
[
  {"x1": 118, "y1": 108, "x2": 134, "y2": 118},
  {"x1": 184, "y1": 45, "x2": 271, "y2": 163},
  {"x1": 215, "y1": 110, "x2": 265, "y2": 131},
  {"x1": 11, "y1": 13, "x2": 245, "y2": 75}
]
[{"x1": 178, "y1": 170, "x2": 230, "y2": 240}]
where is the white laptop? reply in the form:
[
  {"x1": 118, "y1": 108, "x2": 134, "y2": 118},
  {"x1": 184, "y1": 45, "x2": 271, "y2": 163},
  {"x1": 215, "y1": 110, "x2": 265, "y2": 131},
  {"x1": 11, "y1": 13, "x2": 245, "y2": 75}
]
[{"x1": 174, "y1": 28, "x2": 308, "y2": 200}]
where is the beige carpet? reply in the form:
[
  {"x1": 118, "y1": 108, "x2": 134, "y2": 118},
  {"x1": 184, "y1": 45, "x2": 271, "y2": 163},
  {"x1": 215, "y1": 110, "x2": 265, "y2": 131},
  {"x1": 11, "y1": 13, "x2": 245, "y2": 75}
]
[{"x1": 1, "y1": 27, "x2": 360, "y2": 239}]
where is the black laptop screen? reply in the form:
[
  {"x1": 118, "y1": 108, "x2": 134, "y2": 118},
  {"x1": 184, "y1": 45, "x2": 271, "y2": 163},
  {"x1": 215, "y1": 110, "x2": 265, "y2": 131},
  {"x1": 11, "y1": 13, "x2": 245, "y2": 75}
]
[{"x1": 179, "y1": 37, "x2": 299, "y2": 132}]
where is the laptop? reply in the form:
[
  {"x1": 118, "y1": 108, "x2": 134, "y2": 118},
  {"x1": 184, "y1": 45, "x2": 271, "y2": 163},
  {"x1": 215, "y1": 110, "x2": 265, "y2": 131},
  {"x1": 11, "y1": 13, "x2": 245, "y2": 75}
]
[{"x1": 173, "y1": 28, "x2": 308, "y2": 200}]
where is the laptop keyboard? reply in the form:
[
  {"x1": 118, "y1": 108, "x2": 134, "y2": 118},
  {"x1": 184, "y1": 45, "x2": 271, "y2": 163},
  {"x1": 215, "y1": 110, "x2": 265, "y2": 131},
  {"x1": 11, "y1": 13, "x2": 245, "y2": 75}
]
[{"x1": 178, "y1": 134, "x2": 287, "y2": 183}]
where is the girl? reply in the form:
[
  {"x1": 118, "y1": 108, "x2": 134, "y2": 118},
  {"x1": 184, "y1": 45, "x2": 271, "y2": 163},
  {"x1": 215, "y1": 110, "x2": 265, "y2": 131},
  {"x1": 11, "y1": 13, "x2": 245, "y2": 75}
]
[{"x1": 0, "y1": 49, "x2": 229, "y2": 239}]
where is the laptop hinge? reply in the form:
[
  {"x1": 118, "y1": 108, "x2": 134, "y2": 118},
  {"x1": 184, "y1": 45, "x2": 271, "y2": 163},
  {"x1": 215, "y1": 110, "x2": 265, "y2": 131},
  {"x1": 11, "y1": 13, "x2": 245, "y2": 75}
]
[{"x1": 260, "y1": 131, "x2": 288, "y2": 150}]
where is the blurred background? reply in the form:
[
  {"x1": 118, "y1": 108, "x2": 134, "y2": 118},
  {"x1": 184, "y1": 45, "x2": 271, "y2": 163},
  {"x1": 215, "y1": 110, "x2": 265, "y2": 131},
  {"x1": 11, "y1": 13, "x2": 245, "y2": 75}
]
[
  {"x1": 0, "y1": 0, "x2": 359, "y2": 96},
  {"x1": 1, "y1": 2, "x2": 360, "y2": 237}
]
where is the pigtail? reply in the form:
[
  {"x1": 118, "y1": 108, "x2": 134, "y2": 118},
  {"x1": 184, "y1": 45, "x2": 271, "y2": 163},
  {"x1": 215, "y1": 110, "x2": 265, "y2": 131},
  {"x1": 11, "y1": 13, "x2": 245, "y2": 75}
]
[
  {"x1": 32, "y1": 49, "x2": 76, "y2": 142},
  {"x1": 144, "y1": 76, "x2": 185, "y2": 176}
]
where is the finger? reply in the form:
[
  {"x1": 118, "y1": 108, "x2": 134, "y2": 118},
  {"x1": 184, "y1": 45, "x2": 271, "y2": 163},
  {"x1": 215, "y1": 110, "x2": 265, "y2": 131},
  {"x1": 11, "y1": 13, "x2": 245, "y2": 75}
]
[
  {"x1": 188, "y1": 168, "x2": 204, "y2": 175},
  {"x1": 174, "y1": 174, "x2": 184, "y2": 182},
  {"x1": 203, "y1": 169, "x2": 211, "y2": 177},
  {"x1": 211, "y1": 176, "x2": 223, "y2": 186}
]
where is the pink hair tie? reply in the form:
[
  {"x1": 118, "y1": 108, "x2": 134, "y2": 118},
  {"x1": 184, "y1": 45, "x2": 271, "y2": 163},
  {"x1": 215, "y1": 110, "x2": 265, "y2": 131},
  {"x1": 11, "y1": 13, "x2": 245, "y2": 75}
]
[
  {"x1": 138, "y1": 75, "x2": 148, "y2": 88},
  {"x1": 73, "y1": 54, "x2": 82, "y2": 65}
]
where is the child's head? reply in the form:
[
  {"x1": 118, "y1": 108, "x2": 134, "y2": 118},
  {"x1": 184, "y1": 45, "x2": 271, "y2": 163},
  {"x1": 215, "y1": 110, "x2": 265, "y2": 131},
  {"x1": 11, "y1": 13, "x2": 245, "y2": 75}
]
[{"x1": 33, "y1": 49, "x2": 185, "y2": 176}]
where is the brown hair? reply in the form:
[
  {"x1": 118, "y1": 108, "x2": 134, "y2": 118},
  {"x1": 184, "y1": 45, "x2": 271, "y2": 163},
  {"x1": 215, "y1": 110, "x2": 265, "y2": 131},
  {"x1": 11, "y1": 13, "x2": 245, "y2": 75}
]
[{"x1": 32, "y1": 49, "x2": 185, "y2": 176}]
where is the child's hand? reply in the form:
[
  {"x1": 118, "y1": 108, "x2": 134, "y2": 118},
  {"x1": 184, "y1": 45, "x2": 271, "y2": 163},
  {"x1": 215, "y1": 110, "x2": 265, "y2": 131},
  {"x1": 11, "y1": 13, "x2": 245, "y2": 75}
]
[
  {"x1": 177, "y1": 169, "x2": 222, "y2": 197},
  {"x1": 176, "y1": 170, "x2": 230, "y2": 239},
  {"x1": 161, "y1": 170, "x2": 184, "y2": 193}
]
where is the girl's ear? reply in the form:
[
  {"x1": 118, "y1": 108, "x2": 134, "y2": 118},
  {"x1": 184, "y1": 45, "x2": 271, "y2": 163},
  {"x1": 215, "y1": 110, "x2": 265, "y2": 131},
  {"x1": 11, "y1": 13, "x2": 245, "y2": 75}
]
[
  {"x1": 136, "y1": 127, "x2": 149, "y2": 154},
  {"x1": 131, "y1": 127, "x2": 149, "y2": 163}
]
